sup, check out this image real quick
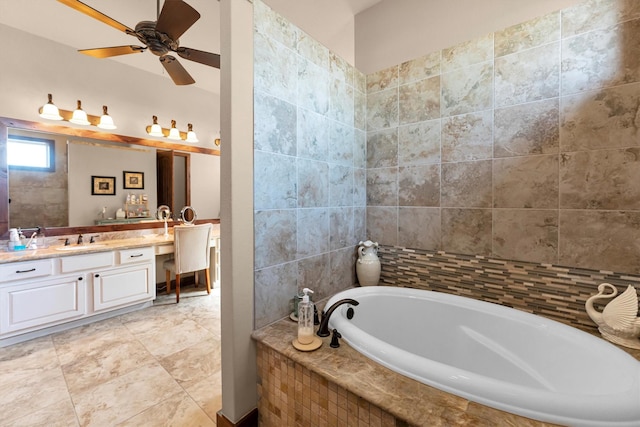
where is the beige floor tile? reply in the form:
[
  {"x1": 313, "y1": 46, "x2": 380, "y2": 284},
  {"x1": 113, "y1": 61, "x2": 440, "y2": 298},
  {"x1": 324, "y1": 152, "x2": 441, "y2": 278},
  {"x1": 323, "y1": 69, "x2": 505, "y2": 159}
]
[
  {"x1": 133, "y1": 318, "x2": 215, "y2": 358},
  {"x1": 3, "y1": 395, "x2": 80, "y2": 427},
  {"x1": 0, "y1": 336, "x2": 59, "y2": 385},
  {"x1": 160, "y1": 337, "x2": 221, "y2": 389},
  {"x1": 116, "y1": 392, "x2": 216, "y2": 427},
  {"x1": 184, "y1": 370, "x2": 223, "y2": 421},
  {"x1": 71, "y1": 363, "x2": 184, "y2": 427}
]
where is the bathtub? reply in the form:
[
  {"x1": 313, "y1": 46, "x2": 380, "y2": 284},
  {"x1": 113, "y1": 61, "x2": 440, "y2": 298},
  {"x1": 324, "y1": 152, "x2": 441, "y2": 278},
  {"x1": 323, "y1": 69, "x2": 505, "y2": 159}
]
[{"x1": 324, "y1": 286, "x2": 640, "y2": 427}]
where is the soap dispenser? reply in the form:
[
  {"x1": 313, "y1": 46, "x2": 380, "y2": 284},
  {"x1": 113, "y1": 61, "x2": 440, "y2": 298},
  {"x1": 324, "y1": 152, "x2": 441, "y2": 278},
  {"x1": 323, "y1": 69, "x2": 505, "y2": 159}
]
[{"x1": 297, "y1": 288, "x2": 315, "y2": 345}]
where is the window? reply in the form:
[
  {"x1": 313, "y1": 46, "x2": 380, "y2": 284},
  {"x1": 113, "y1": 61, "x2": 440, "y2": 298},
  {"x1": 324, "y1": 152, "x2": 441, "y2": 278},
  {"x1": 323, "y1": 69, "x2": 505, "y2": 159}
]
[{"x1": 7, "y1": 135, "x2": 55, "y2": 172}]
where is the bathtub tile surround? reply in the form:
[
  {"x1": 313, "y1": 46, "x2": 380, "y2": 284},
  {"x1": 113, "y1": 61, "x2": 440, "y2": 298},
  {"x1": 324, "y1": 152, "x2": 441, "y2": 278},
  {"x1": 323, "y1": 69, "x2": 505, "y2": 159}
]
[
  {"x1": 253, "y1": 1, "x2": 364, "y2": 329},
  {"x1": 366, "y1": 0, "x2": 640, "y2": 276}
]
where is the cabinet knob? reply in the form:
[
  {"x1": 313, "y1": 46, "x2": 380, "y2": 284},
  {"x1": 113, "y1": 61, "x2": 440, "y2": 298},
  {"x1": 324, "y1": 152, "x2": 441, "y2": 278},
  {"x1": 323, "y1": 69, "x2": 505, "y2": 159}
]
[
  {"x1": 95, "y1": 274, "x2": 100, "y2": 278},
  {"x1": 78, "y1": 277, "x2": 83, "y2": 280}
]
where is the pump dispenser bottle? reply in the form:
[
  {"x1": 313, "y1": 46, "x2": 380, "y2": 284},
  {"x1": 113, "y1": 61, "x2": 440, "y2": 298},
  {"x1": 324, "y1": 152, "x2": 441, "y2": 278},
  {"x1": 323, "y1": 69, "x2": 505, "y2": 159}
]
[{"x1": 297, "y1": 288, "x2": 314, "y2": 345}]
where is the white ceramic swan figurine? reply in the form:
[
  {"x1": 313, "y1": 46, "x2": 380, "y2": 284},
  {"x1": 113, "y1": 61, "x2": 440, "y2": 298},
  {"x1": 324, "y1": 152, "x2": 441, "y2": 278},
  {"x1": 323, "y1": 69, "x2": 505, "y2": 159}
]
[{"x1": 585, "y1": 283, "x2": 640, "y2": 349}]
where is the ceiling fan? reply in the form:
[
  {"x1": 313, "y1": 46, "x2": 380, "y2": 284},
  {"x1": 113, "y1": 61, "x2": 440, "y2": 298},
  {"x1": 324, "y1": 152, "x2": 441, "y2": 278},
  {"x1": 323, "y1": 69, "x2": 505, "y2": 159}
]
[{"x1": 57, "y1": 0, "x2": 220, "y2": 85}]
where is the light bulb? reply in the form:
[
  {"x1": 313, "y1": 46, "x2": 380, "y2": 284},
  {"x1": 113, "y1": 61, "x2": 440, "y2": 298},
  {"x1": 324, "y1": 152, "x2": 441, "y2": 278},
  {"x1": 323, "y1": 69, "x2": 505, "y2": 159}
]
[
  {"x1": 148, "y1": 115, "x2": 164, "y2": 137},
  {"x1": 185, "y1": 123, "x2": 198, "y2": 143},
  {"x1": 69, "y1": 100, "x2": 90, "y2": 125},
  {"x1": 97, "y1": 105, "x2": 117, "y2": 130},
  {"x1": 168, "y1": 119, "x2": 181, "y2": 140},
  {"x1": 38, "y1": 94, "x2": 63, "y2": 120}
]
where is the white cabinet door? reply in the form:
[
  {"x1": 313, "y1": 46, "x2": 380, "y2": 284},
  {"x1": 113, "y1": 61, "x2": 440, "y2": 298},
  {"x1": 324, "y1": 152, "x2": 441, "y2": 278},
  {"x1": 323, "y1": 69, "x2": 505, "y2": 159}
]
[
  {"x1": 0, "y1": 275, "x2": 86, "y2": 335},
  {"x1": 93, "y1": 263, "x2": 155, "y2": 312}
]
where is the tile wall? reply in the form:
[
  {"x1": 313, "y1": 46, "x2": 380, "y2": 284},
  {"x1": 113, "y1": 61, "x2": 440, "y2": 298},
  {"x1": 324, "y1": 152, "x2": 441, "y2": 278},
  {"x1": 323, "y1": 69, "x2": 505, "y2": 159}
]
[
  {"x1": 253, "y1": 1, "x2": 366, "y2": 329},
  {"x1": 366, "y1": 0, "x2": 640, "y2": 275}
]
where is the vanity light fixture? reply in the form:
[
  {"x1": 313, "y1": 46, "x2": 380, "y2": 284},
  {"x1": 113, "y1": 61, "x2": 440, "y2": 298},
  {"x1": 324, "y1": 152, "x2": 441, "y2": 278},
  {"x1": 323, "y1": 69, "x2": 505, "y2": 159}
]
[
  {"x1": 146, "y1": 116, "x2": 201, "y2": 143},
  {"x1": 37, "y1": 94, "x2": 117, "y2": 130}
]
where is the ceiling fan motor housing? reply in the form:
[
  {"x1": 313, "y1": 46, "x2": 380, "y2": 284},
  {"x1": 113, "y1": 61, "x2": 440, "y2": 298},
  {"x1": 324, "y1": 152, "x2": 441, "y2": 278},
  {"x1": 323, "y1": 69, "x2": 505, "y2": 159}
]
[{"x1": 134, "y1": 21, "x2": 178, "y2": 56}]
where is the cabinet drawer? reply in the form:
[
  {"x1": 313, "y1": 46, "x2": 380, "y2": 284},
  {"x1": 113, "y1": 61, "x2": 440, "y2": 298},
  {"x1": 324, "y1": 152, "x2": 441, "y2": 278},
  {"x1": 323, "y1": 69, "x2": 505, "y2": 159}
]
[
  {"x1": 0, "y1": 259, "x2": 53, "y2": 283},
  {"x1": 60, "y1": 252, "x2": 114, "y2": 273},
  {"x1": 118, "y1": 247, "x2": 155, "y2": 265}
]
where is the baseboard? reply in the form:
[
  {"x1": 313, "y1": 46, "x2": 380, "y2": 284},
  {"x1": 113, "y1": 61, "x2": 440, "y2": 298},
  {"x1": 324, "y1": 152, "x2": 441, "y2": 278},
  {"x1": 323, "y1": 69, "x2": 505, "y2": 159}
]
[{"x1": 216, "y1": 409, "x2": 258, "y2": 427}]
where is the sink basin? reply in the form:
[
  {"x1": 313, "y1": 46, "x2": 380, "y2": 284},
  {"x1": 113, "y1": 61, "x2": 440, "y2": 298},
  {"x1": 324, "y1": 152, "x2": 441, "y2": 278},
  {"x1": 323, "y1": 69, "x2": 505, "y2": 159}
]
[{"x1": 55, "y1": 244, "x2": 107, "y2": 251}]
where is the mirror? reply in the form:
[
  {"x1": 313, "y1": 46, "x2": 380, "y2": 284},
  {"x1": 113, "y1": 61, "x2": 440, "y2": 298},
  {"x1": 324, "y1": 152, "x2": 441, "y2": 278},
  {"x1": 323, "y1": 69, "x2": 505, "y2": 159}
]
[
  {"x1": 0, "y1": 117, "x2": 220, "y2": 238},
  {"x1": 180, "y1": 206, "x2": 198, "y2": 225}
]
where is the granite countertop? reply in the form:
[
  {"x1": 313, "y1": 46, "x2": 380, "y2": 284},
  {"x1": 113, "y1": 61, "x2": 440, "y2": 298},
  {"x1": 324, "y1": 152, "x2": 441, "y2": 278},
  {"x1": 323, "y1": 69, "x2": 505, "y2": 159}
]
[
  {"x1": 252, "y1": 317, "x2": 640, "y2": 427},
  {"x1": 0, "y1": 232, "x2": 218, "y2": 264}
]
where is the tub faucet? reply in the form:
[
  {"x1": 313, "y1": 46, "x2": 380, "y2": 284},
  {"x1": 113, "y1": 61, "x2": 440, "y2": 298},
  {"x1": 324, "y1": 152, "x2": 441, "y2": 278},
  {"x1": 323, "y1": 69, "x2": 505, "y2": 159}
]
[{"x1": 317, "y1": 298, "x2": 359, "y2": 337}]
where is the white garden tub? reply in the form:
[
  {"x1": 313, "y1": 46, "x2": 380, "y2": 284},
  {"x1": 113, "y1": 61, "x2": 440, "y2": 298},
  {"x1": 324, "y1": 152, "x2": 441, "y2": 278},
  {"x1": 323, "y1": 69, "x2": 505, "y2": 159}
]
[{"x1": 324, "y1": 286, "x2": 640, "y2": 426}]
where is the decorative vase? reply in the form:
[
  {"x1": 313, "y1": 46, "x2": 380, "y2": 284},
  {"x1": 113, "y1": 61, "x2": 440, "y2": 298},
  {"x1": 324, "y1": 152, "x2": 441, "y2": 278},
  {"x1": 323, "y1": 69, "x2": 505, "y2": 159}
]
[{"x1": 356, "y1": 240, "x2": 381, "y2": 286}]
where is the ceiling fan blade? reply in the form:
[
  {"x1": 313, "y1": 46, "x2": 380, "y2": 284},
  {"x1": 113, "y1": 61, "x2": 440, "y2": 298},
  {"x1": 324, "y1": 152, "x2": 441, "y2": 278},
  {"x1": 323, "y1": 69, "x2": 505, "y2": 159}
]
[
  {"x1": 155, "y1": 0, "x2": 200, "y2": 41},
  {"x1": 177, "y1": 47, "x2": 220, "y2": 68},
  {"x1": 57, "y1": 0, "x2": 135, "y2": 34},
  {"x1": 160, "y1": 55, "x2": 195, "y2": 85},
  {"x1": 79, "y1": 45, "x2": 146, "y2": 58}
]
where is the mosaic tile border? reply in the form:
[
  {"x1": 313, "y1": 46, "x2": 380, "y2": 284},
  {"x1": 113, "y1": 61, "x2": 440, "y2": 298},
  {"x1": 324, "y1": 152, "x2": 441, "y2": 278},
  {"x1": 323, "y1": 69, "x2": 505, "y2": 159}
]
[
  {"x1": 377, "y1": 245, "x2": 640, "y2": 332},
  {"x1": 257, "y1": 343, "x2": 403, "y2": 427}
]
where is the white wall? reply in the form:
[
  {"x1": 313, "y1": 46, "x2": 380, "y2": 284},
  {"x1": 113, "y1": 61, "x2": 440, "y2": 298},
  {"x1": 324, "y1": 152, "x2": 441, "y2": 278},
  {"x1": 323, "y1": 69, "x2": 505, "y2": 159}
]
[
  {"x1": 68, "y1": 141, "x2": 157, "y2": 226},
  {"x1": 354, "y1": 0, "x2": 584, "y2": 73},
  {"x1": 0, "y1": 23, "x2": 220, "y2": 148}
]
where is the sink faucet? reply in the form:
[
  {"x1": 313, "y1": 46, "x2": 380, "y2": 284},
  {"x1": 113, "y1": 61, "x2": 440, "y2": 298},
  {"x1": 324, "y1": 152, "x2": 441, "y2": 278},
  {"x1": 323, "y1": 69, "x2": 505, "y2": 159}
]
[
  {"x1": 77, "y1": 234, "x2": 83, "y2": 245},
  {"x1": 317, "y1": 298, "x2": 359, "y2": 337}
]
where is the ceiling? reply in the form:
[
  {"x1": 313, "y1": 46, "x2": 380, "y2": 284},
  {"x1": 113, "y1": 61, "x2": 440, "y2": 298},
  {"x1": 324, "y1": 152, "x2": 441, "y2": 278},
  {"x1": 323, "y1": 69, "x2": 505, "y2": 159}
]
[{"x1": 0, "y1": 0, "x2": 381, "y2": 94}]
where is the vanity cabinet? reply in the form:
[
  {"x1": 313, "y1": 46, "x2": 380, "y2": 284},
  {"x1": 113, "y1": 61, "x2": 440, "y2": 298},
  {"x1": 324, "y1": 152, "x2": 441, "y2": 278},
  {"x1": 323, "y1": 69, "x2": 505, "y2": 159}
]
[{"x1": 0, "y1": 246, "x2": 155, "y2": 345}]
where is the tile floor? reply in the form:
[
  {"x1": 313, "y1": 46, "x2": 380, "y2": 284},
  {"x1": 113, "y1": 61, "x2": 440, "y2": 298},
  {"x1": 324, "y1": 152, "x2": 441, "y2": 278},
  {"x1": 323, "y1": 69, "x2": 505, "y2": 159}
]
[{"x1": 0, "y1": 286, "x2": 222, "y2": 426}]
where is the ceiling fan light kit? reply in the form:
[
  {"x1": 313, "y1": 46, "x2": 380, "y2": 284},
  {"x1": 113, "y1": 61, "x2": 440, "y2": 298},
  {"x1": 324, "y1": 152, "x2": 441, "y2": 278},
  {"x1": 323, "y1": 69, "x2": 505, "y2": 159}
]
[
  {"x1": 38, "y1": 94, "x2": 117, "y2": 130},
  {"x1": 146, "y1": 116, "x2": 199, "y2": 143},
  {"x1": 57, "y1": 0, "x2": 221, "y2": 86}
]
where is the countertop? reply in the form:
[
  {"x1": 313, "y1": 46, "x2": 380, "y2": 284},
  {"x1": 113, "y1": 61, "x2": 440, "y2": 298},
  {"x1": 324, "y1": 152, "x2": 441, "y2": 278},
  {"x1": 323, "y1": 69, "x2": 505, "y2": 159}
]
[
  {"x1": 0, "y1": 232, "x2": 219, "y2": 264},
  {"x1": 252, "y1": 317, "x2": 640, "y2": 427}
]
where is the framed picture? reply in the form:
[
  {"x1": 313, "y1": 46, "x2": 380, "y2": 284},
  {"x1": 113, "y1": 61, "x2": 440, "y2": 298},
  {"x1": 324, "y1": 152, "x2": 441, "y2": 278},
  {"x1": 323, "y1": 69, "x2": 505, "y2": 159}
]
[
  {"x1": 123, "y1": 171, "x2": 144, "y2": 189},
  {"x1": 91, "y1": 176, "x2": 116, "y2": 195}
]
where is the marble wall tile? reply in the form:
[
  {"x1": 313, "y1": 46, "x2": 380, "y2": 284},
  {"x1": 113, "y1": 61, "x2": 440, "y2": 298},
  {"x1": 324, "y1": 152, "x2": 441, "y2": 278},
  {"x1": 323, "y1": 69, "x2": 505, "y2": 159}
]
[
  {"x1": 367, "y1": 65, "x2": 399, "y2": 93},
  {"x1": 253, "y1": 262, "x2": 298, "y2": 328},
  {"x1": 398, "y1": 164, "x2": 440, "y2": 207},
  {"x1": 254, "y1": 151, "x2": 297, "y2": 210},
  {"x1": 494, "y1": 12, "x2": 560, "y2": 57},
  {"x1": 354, "y1": 207, "x2": 366, "y2": 241},
  {"x1": 398, "y1": 207, "x2": 441, "y2": 250},
  {"x1": 353, "y1": 169, "x2": 366, "y2": 207},
  {"x1": 559, "y1": 210, "x2": 640, "y2": 274},
  {"x1": 562, "y1": 19, "x2": 640, "y2": 95},
  {"x1": 330, "y1": 78, "x2": 355, "y2": 126},
  {"x1": 441, "y1": 62, "x2": 493, "y2": 117},
  {"x1": 297, "y1": 208, "x2": 329, "y2": 257},
  {"x1": 442, "y1": 160, "x2": 492, "y2": 208},
  {"x1": 297, "y1": 253, "x2": 331, "y2": 299},
  {"x1": 366, "y1": 207, "x2": 398, "y2": 246},
  {"x1": 560, "y1": 83, "x2": 640, "y2": 151},
  {"x1": 329, "y1": 164, "x2": 354, "y2": 207},
  {"x1": 495, "y1": 42, "x2": 559, "y2": 108},
  {"x1": 254, "y1": 31, "x2": 297, "y2": 104},
  {"x1": 329, "y1": 247, "x2": 358, "y2": 296},
  {"x1": 254, "y1": 0, "x2": 298, "y2": 50},
  {"x1": 399, "y1": 76, "x2": 440, "y2": 125},
  {"x1": 441, "y1": 110, "x2": 493, "y2": 162},
  {"x1": 441, "y1": 208, "x2": 492, "y2": 255},
  {"x1": 493, "y1": 155, "x2": 559, "y2": 208},
  {"x1": 353, "y1": 129, "x2": 366, "y2": 169},
  {"x1": 560, "y1": 148, "x2": 640, "y2": 209},
  {"x1": 442, "y1": 33, "x2": 493, "y2": 72},
  {"x1": 366, "y1": 88, "x2": 399, "y2": 130},
  {"x1": 366, "y1": 128, "x2": 398, "y2": 168},
  {"x1": 297, "y1": 32, "x2": 329, "y2": 68},
  {"x1": 561, "y1": 0, "x2": 640, "y2": 37},
  {"x1": 298, "y1": 57, "x2": 329, "y2": 115},
  {"x1": 399, "y1": 51, "x2": 441, "y2": 85},
  {"x1": 398, "y1": 120, "x2": 441, "y2": 166},
  {"x1": 297, "y1": 158, "x2": 329, "y2": 208},
  {"x1": 494, "y1": 99, "x2": 559, "y2": 158},
  {"x1": 329, "y1": 122, "x2": 354, "y2": 166},
  {"x1": 254, "y1": 91, "x2": 297, "y2": 156},
  {"x1": 330, "y1": 52, "x2": 354, "y2": 86},
  {"x1": 254, "y1": 209, "x2": 297, "y2": 269},
  {"x1": 330, "y1": 207, "x2": 354, "y2": 250},
  {"x1": 354, "y1": 89, "x2": 367, "y2": 131},
  {"x1": 354, "y1": 69, "x2": 367, "y2": 94},
  {"x1": 493, "y1": 209, "x2": 558, "y2": 264},
  {"x1": 297, "y1": 108, "x2": 329, "y2": 161},
  {"x1": 366, "y1": 167, "x2": 398, "y2": 206}
]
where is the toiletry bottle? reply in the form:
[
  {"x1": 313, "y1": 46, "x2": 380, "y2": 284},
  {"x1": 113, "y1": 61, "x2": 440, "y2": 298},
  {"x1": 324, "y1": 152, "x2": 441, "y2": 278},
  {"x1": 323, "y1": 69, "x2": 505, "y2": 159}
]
[{"x1": 297, "y1": 288, "x2": 315, "y2": 345}]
